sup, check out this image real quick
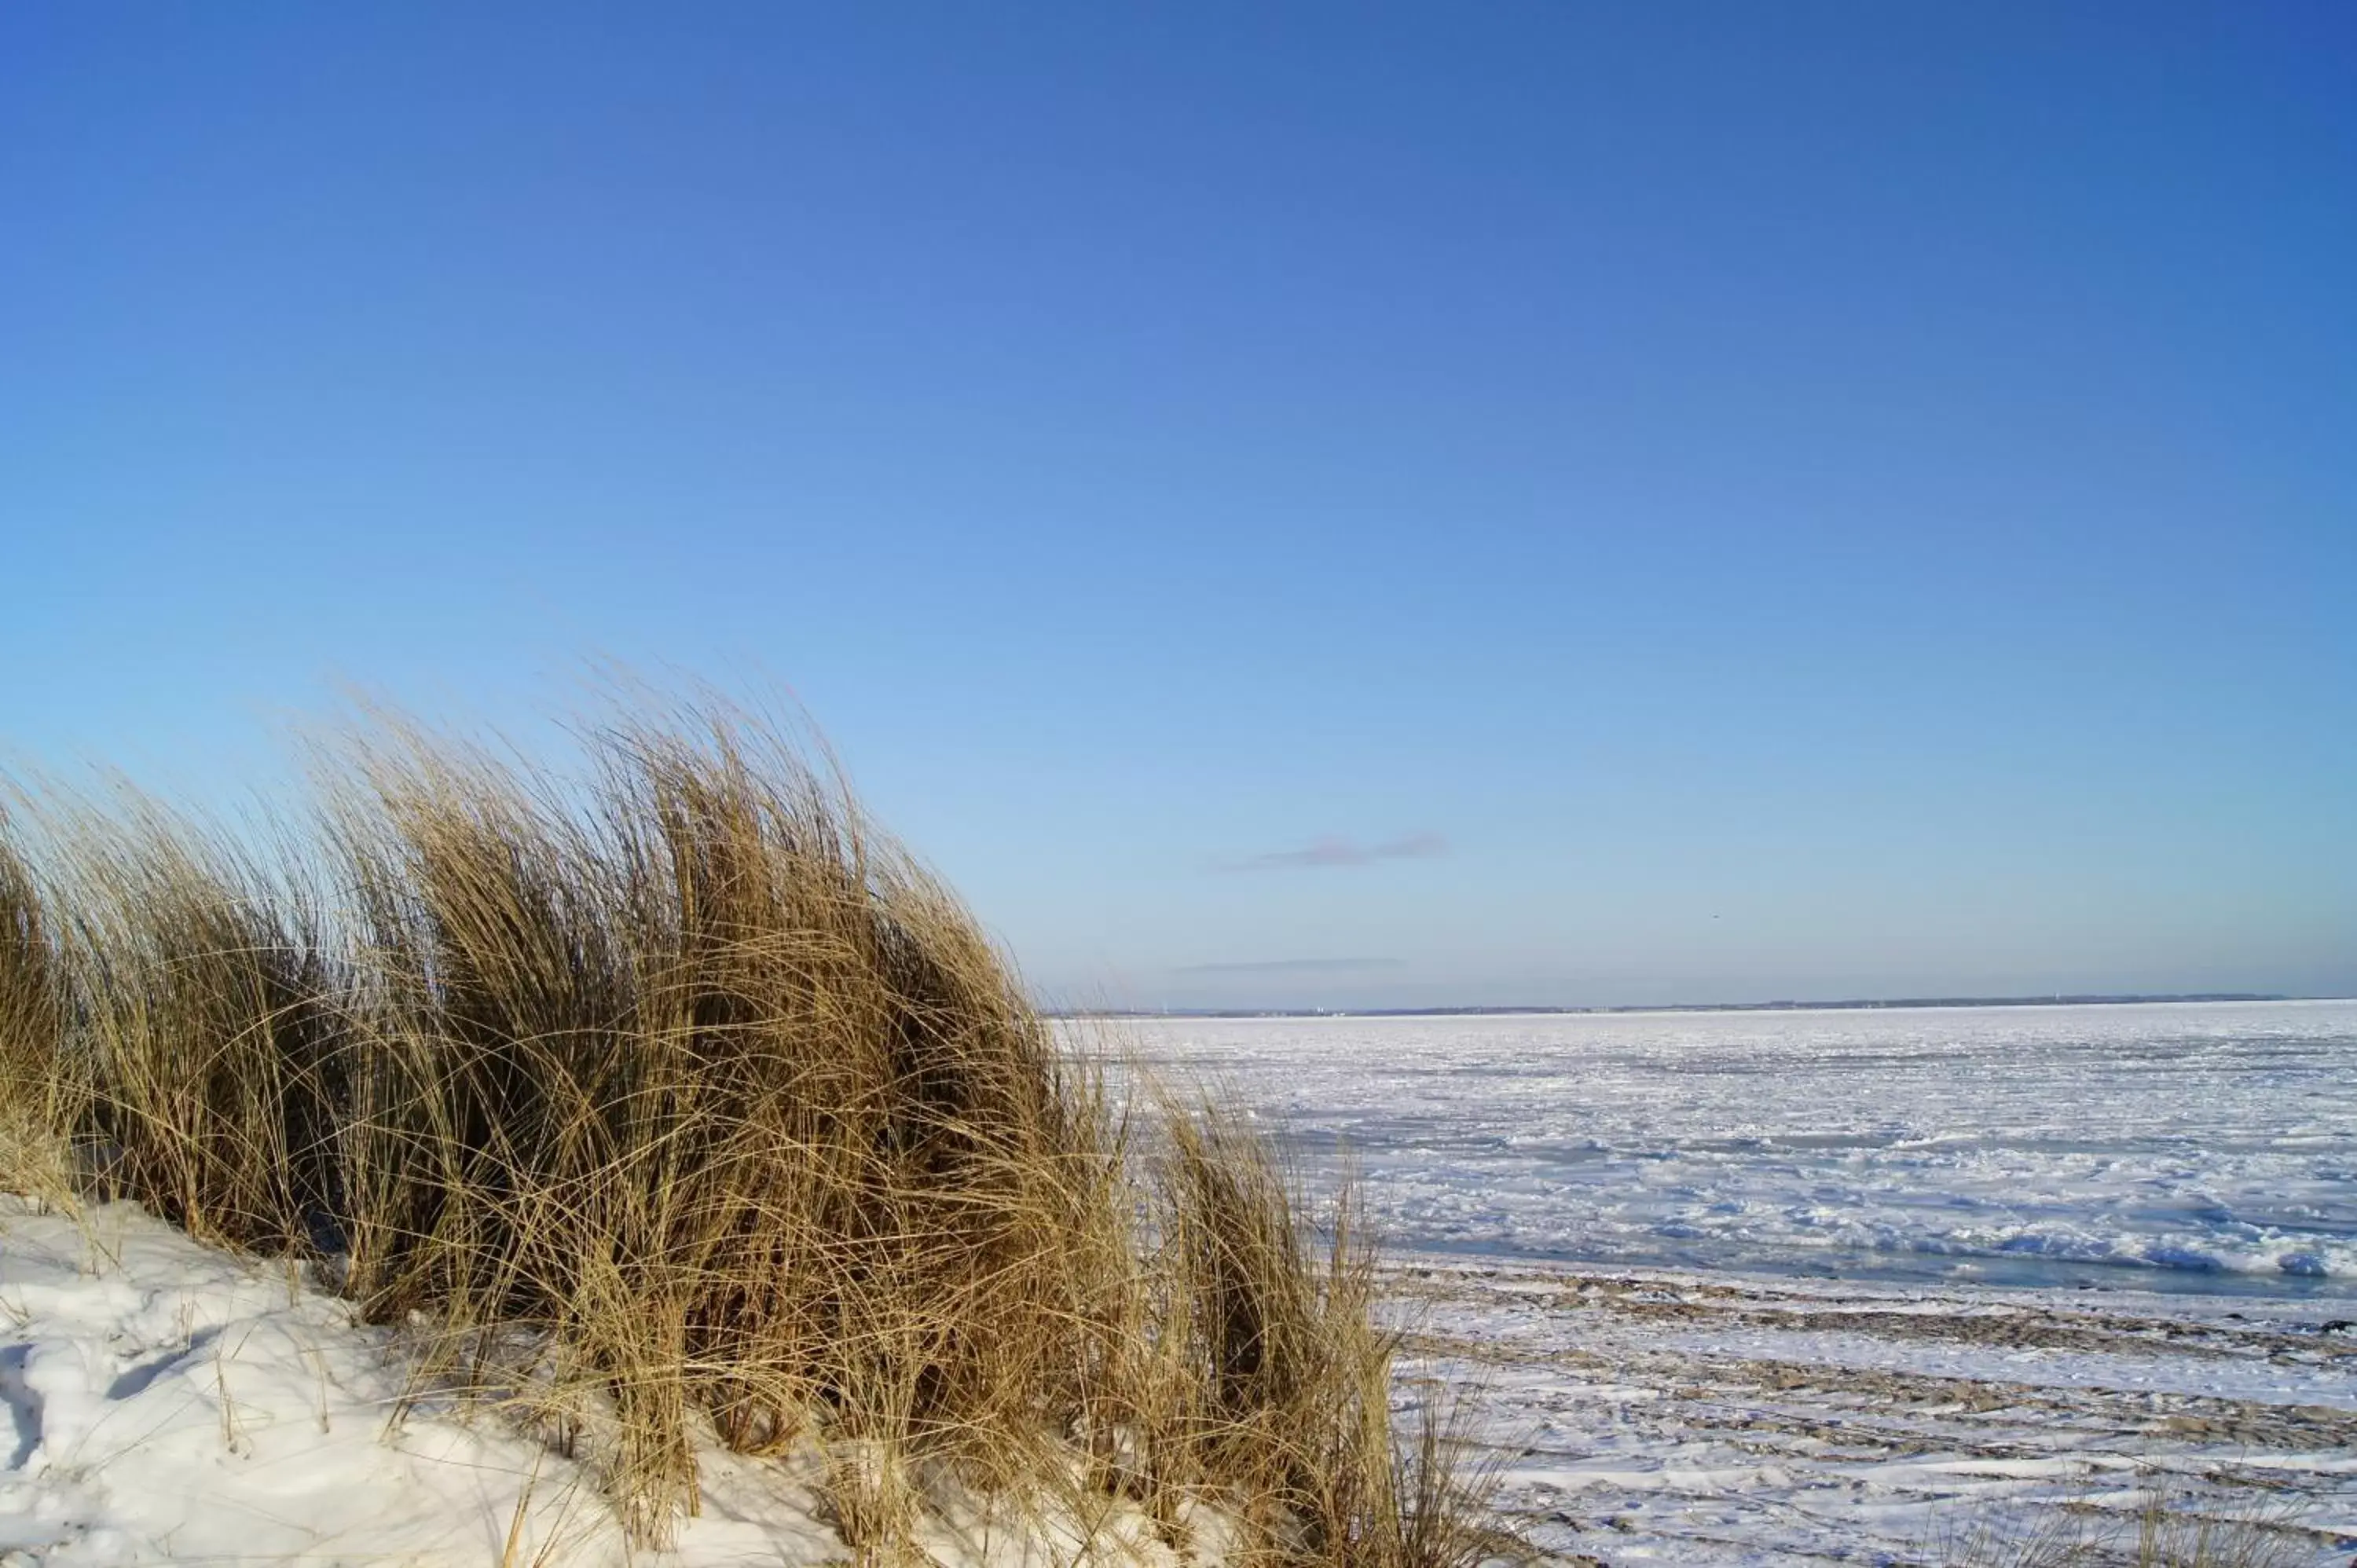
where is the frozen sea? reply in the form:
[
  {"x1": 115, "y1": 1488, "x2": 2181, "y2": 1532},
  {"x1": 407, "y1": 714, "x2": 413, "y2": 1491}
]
[
  {"x1": 1113, "y1": 999, "x2": 2357, "y2": 1299},
  {"x1": 1109, "y1": 1001, "x2": 2357, "y2": 1563}
]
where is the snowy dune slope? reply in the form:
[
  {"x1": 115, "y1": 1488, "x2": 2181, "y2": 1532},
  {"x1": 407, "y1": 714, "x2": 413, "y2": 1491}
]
[
  {"x1": 0, "y1": 1200, "x2": 1197, "y2": 1567},
  {"x1": 0, "y1": 1197, "x2": 851, "y2": 1565}
]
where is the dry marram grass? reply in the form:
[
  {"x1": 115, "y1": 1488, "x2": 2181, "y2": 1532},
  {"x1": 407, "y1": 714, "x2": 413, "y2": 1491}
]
[{"x1": 0, "y1": 700, "x2": 1494, "y2": 1566}]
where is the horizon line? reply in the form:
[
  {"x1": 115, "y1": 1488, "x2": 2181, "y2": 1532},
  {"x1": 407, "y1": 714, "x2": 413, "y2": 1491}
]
[{"x1": 1047, "y1": 991, "x2": 2348, "y2": 1020}]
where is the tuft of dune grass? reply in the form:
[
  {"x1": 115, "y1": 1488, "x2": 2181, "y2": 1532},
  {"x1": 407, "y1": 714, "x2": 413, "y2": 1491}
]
[{"x1": 0, "y1": 696, "x2": 1495, "y2": 1566}]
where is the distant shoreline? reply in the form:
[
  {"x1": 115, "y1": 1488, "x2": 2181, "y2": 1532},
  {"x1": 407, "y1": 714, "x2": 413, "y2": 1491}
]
[{"x1": 1052, "y1": 991, "x2": 2341, "y2": 1020}]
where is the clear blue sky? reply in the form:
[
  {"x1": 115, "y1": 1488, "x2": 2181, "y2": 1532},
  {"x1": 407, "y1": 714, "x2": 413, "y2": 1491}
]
[{"x1": 5, "y1": 4, "x2": 2352, "y2": 1008}]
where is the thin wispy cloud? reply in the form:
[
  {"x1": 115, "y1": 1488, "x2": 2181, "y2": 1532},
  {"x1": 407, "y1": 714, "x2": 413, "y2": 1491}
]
[
  {"x1": 1174, "y1": 958, "x2": 1404, "y2": 976},
  {"x1": 1216, "y1": 832, "x2": 1448, "y2": 873}
]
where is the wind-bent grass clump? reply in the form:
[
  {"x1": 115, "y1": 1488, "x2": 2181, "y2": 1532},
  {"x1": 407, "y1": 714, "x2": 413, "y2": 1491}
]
[
  {"x1": 0, "y1": 699, "x2": 1493, "y2": 1565},
  {"x1": 1146, "y1": 1116, "x2": 1501, "y2": 1566},
  {"x1": 0, "y1": 822, "x2": 71, "y2": 1198}
]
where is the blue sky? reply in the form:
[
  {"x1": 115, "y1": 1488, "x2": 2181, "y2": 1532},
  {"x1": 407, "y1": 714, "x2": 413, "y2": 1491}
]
[{"x1": 4, "y1": 3, "x2": 2352, "y2": 1008}]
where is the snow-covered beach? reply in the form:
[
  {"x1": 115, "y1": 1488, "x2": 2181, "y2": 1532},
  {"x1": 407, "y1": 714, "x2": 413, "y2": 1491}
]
[
  {"x1": 1394, "y1": 1256, "x2": 2357, "y2": 1564},
  {"x1": 2, "y1": 1000, "x2": 2350, "y2": 1564}
]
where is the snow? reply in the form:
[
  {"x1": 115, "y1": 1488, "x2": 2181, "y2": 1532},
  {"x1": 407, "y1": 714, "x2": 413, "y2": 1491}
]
[
  {"x1": 0, "y1": 1200, "x2": 1187, "y2": 1566},
  {"x1": 1109, "y1": 1000, "x2": 2357, "y2": 1294},
  {"x1": 1389, "y1": 1258, "x2": 2357, "y2": 1564},
  {"x1": 6, "y1": 999, "x2": 2352, "y2": 1564},
  {"x1": 1115, "y1": 999, "x2": 2357, "y2": 1563}
]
